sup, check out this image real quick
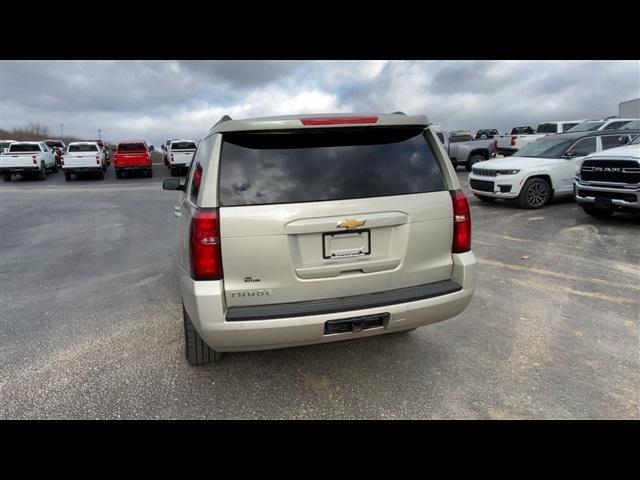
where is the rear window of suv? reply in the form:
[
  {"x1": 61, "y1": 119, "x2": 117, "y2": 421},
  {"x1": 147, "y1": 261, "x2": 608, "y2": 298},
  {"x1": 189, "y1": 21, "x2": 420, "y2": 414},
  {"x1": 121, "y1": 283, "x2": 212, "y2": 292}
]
[
  {"x1": 69, "y1": 144, "x2": 99, "y2": 152},
  {"x1": 9, "y1": 143, "x2": 41, "y2": 152},
  {"x1": 536, "y1": 123, "x2": 558, "y2": 134},
  {"x1": 219, "y1": 127, "x2": 445, "y2": 206},
  {"x1": 117, "y1": 143, "x2": 146, "y2": 152},
  {"x1": 171, "y1": 142, "x2": 197, "y2": 150}
]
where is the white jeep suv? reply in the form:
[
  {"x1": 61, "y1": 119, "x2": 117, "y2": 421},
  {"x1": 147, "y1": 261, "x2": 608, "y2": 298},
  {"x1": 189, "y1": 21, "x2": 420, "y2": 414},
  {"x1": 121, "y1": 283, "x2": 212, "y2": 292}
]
[
  {"x1": 163, "y1": 113, "x2": 477, "y2": 364},
  {"x1": 469, "y1": 130, "x2": 637, "y2": 209}
]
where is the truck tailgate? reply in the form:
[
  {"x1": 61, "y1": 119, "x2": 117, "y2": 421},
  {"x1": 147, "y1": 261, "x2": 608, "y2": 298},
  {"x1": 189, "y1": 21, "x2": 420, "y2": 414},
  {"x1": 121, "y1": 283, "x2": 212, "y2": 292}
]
[
  {"x1": 64, "y1": 153, "x2": 100, "y2": 168},
  {"x1": 170, "y1": 151, "x2": 195, "y2": 165},
  {"x1": 0, "y1": 154, "x2": 36, "y2": 168},
  {"x1": 114, "y1": 152, "x2": 149, "y2": 167}
]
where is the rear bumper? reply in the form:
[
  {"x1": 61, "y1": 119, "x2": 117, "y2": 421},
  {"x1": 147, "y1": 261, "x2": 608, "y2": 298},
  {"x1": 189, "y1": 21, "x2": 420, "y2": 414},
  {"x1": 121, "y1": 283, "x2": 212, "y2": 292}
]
[
  {"x1": 182, "y1": 251, "x2": 477, "y2": 352},
  {"x1": 114, "y1": 165, "x2": 151, "y2": 171},
  {"x1": 0, "y1": 166, "x2": 39, "y2": 174},
  {"x1": 170, "y1": 163, "x2": 187, "y2": 168},
  {"x1": 574, "y1": 181, "x2": 640, "y2": 210},
  {"x1": 63, "y1": 166, "x2": 102, "y2": 173}
]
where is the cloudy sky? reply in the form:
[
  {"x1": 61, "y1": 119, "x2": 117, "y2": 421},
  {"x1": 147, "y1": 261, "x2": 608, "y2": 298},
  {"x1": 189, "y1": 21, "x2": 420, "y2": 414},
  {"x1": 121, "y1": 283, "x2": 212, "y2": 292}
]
[{"x1": 1, "y1": 60, "x2": 638, "y2": 146}]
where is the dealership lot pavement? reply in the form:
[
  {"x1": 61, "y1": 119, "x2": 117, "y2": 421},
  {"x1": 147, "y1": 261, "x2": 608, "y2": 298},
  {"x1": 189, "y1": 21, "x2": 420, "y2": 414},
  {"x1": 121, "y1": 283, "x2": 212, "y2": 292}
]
[{"x1": 1, "y1": 166, "x2": 638, "y2": 419}]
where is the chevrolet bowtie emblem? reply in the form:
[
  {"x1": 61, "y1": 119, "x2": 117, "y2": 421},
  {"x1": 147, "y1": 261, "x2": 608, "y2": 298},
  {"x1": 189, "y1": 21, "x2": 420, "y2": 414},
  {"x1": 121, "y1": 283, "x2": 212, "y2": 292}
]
[{"x1": 337, "y1": 218, "x2": 366, "y2": 229}]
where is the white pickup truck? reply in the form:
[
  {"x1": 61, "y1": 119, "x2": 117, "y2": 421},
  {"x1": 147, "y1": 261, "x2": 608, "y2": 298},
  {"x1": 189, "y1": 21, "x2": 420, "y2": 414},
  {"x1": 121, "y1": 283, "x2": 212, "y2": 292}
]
[
  {"x1": 494, "y1": 120, "x2": 586, "y2": 156},
  {"x1": 167, "y1": 139, "x2": 197, "y2": 176},
  {"x1": 469, "y1": 130, "x2": 637, "y2": 209},
  {"x1": 61, "y1": 142, "x2": 107, "y2": 181},
  {"x1": 0, "y1": 141, "x2": 57, "y2": 181}
]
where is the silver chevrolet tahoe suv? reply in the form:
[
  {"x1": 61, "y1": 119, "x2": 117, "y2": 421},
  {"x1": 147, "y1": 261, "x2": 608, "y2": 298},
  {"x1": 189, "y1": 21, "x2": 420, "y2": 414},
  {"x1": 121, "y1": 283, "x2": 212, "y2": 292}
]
[{"x1": 163, "y1": 113, "x2": 477, "y2": 365}]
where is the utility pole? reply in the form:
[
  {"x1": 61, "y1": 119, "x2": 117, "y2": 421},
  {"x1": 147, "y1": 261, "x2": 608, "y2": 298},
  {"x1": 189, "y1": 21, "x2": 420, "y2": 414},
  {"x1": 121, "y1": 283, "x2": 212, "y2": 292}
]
[
  {"x1": 60, "y1": 123, "x2": 64, "y2": 138},
  {"x1": 98, "y1": 129, "x2": 102, "y2": 140}
]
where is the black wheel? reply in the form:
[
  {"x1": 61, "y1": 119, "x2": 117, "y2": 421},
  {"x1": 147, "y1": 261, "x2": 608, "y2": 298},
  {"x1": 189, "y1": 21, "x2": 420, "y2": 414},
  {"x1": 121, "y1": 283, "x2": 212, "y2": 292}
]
[
  {"x1": 518, "y1": 178, "x2": 551, "y2": 209},
  {"x1": 170, "y1": 167, "x2": 177, "y2": 176},
  {"x1": 147, "y1": 168, "x2": 153, "y2": 178},
  {"x1": 102, "y1": 163, "x2": 107, "y2": 172},
  {"x1": 50, "y1": 163, "x2": 58, "y2": 173},
  {"x1": 582, "y1": 206, "x2": 614, "y2": 218},
  {"x1": 2, "y1": 173, "x2": 11, "y2": 182},
  {"x1": 116, "y1": 170, "x2": 122, "y2": 179},
  {"x1": 64, "y1": 172, "x2": 72, "y2": 181},
  {"x1": 38, "y1": 162, "x2": 47, "y2": 181},
  {"x1": 97, "y1": 171, "x2": 105, "y2": 180},
  {"x1": 465, "y1": 154, "x2": 486, "y2": 172},
  {"x1": 474, "y1": 194, "x2": 496, "y2": 202},
  {"x1": 183, "y1": 304, "x2": 224, "y2": 365}
]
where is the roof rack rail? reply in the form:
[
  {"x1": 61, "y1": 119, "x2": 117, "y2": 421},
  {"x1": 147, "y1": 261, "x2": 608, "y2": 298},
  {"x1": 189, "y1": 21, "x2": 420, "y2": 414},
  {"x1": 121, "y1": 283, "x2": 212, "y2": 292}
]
[
  {"x1": 391, "y1": 111, "x2": 406, "y2": 115},
  {"x1": 213, "y1": 115, "x2": 232, "y2": 129}
]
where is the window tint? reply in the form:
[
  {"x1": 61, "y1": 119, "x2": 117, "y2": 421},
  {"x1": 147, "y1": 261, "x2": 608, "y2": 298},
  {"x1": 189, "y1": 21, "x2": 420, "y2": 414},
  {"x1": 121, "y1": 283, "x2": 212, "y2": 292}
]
[
  {"x1": 69, "y1": 144, "x2": 99, "y2": 152},
  {"x1": 46, "y1": 141, "x2": 64, "y2": 148},
  {"x1": 603, "y1": 120, "x2": 632, "y2": 131},
  {"x1": 567, "y1": 137, "x2": 597, "y2": 157},
  {"x1": 568, "y1": 122, "x2": 604, "y2": 132},
  {"x1": 187, "y1": 137, "x2": 210, "y2": 204},
  {"x1": 117, "y1": 143, "x2": 146, "y2": 152},
  {"x1": 619, "y1": 120, "x2": 640, "y2": 130},
  {"x1": 171, "y1": 142, "x2": 197, "y2": 150},
  {"x1": 219, "y1": 127, "x2": 445, "y2": 207},
  {"x1": 536, "y1": 123, "x2": 558, "y2": 134},
  {"x1": 9, "y1": 143, "x2": 41, "y2": 152},
  {"x1": 601, "y1": 135, "x2": 630, "y2": 150},
  {"x1": 562, "y1": 123, "x2": 578, "y2": 132}
]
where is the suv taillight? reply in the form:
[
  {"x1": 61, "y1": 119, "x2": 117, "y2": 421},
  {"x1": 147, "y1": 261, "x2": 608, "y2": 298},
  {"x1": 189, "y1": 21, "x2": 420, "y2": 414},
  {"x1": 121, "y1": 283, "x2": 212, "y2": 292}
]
[
  {"x1": 510, "y1": 136, "x2": 517, "y2": 146},
  {"x1": 96, "y1": 156, "x2": 101, "y2": 164},
  {"x1": 450, "y1": 190, "x2": 471, "y2": 253},
  {"x1": 32, "y1": 155, "x2": 37, "y2": 164},
  {"x1": 190, "y1": 209, "x2": 222, "y2": 280}
]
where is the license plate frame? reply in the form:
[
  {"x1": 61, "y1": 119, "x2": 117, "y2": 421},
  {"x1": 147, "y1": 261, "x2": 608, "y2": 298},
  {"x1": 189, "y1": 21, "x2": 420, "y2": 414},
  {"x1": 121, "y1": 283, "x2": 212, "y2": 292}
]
[
  {"x1": 322, "y1": 229, "x2": 371, "y2": 260},
  {"x1": 594, "y1": 197, "x2": 613, "y2": 209}
]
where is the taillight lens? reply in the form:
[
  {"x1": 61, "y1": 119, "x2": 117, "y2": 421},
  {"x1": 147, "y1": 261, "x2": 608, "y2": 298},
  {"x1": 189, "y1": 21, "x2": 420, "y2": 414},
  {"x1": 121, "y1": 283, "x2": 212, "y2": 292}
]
[
  {"x1": 96, "y1": 156, "x2": 100, "y2": 164},
  {"x1": 510, "y1": 136, "x2": 517, "y2": 146},
  {"x1": 61, "y1": 157, "x2": 65, "y2": 165},
  {"x1": 171, "y1": 154, "x2": 174, "y2": 163},
  {"x1": 190, "y1": 209, "x2": 222, "y2": 280},
  {"x1": 32, "y1": 155, "x2": 37, "y2": 165},
  {"x1": 450, "y1": 190, "x2": 471, "y2": 253}
]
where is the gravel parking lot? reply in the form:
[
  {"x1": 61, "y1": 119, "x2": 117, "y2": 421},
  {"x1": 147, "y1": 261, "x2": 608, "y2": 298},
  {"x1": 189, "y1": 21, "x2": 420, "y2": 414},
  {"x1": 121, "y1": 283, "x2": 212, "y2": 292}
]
[{"x1": 1, "y1": 165, "x2": 638, "y2": 419}]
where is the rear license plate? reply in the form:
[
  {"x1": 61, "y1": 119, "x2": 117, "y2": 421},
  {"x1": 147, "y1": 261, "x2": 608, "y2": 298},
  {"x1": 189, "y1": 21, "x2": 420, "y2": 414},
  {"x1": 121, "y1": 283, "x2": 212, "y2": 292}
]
[
  {"x1": 323, "y1": 229, "x2": 371, "y2": 259},
  {"x1": 594, "y1": 197, "x2": 613, "y2": 209},
  {"x1": 324, "y1": 313, "x2": 389, "y2": 334}
]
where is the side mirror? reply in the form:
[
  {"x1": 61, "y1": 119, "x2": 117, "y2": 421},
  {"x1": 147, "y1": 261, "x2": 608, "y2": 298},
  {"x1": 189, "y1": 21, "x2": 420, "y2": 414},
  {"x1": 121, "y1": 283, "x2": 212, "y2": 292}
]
[
  {"x1": 163, "y1": 178, "x2": 184, "y2": 191},
  {"x1": 562, "y1": 151, "x2": 578, "y2": 159},
  {"x1": 149, "y1": 145, "x2": 155, "y2": 151}
]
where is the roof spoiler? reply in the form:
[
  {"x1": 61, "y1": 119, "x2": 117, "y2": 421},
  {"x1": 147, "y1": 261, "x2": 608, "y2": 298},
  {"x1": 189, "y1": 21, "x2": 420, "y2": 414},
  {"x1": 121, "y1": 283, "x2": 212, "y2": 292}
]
[{"x1": 213, "y1": 115, "x2": 232, "y2": 128}]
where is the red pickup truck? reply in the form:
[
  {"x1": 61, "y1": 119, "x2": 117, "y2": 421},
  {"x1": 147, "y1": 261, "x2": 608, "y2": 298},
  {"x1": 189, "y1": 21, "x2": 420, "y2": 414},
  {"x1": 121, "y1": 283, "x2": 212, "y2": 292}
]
[{"x1": 113, "y1": 141, "x2": 153, "y2": 178}]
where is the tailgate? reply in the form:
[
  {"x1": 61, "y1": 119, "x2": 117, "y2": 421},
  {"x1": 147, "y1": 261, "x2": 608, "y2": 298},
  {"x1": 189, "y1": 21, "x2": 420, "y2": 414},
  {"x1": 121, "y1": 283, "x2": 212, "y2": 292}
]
[
  {"x1": 216, "y1": 126, "x2": 455, "y2": 309},
  {"x1": 65, "y1": 153, "x2": 99, "y2": 167},
  {"x1": 171, "y1": 151, "x2": 195, "y2": 165},
  {"x1": 114, "y1": 152, "x2": 149, "y2": 166},
  {"x1": 0, "y1": 154, "x2": 35, "y2": 168}
]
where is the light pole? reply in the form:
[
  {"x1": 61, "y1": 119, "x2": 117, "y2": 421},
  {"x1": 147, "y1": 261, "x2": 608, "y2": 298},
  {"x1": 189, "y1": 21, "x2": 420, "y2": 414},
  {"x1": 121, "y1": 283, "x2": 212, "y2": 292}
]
[
  {"x1": 98, "y1": 129, "x2": 102, "y2": 141},
  {"x1": 60, "y1": 123, "x2": 64, "y2": 138}
]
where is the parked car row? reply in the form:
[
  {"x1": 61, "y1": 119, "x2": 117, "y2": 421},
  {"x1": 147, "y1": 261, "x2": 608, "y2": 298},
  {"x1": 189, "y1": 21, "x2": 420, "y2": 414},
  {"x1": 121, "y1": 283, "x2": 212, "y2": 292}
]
[
  {"x1": 0, "y1": 139, "x2": 153, "y2": 181},
  {"x1": 468, "y1": 128, "x2": 640, "y2": 216}
]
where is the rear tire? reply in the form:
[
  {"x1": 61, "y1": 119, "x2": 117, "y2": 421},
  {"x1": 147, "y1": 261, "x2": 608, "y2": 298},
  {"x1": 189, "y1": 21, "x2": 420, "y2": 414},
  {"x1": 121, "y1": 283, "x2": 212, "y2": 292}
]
[
  {"x1": 147, "y1": 168, "x2": 153, "y2": 178},
  {"x1": 170, "y1": 167, "x2": 177, "y2": 177},
  {"x1": 517, "y1": 178, "x2": 551, "y2": 209},
  {"x1": 466, "y1": 154, "x2": 486, "y2": 172},
  {"x1": 64, "y1": 172, "x2": 72, "y2": 181},
  {"x1": 38, "y1": 162, "x2": 46, "y2": 181},
  {"x1": 183, "y1": 304, "x2": 224, "y2": 365},
  {"x1": 116, "y1": 170, "x2": 122, "y2": 179},
  {"x1": 97, "y1": 171, "x2": 104, "y2": 180},
  {"x1": 50, "y1": 163, "x2": 58, "y2": 173},
  {"x1": 3, "y1": 173, "x2": 11, "y2": 182},
  {"x1": 582, "y1": 206, "x2": 614, "y2": 218},
  {"x1": 475, "y1": 194, "x2": 496, "y2": 202}
]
